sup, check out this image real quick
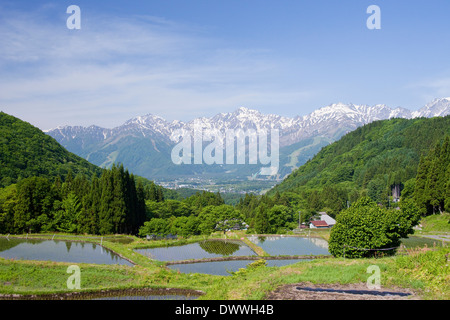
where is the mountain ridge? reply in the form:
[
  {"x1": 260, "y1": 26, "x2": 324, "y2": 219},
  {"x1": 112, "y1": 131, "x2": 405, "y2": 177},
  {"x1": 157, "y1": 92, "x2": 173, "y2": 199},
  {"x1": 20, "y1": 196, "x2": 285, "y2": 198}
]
[
  {"x1": 46, "y1": 98, "x2": 450, "y2": 147},
  {"x1": 267, "y1": 115, "x2": 450, "y2": 215},
  {"x1": 45, "y1": 98, "x2": 450, "y2": 183}
]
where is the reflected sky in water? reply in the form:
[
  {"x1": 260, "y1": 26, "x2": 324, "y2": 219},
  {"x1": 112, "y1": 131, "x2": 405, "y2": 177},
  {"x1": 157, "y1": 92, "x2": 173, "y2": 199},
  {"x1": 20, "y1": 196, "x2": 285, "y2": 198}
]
[
  {"x1": 168, "y1": 259, "x2": 309, "y2": 276},
  {"x1": 136, "y1": 240, "x2": 255, "y2": 262},
  {"x1": 0, "y1": 238, "x2": 132, "y2": 266},
  {"x1": 247, "y1": 236, "x2": 330, "y2": 256}
]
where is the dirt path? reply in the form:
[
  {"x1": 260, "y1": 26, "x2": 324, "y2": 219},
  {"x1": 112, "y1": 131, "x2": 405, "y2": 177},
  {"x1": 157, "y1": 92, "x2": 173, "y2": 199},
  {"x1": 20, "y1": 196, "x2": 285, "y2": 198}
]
[{"x1": 266, "y1": 282, "x2": 420, "y2": 300}]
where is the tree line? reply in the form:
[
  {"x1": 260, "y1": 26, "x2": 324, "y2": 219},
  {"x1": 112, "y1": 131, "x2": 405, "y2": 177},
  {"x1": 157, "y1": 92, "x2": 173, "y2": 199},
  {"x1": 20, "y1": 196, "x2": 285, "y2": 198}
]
[
  {"x1": 0, "y1": 164, "x2": 146, "y2": 235},
  {"x1": 138, "y1": 187, "x2": 307, "y2": 237},
  {"x1": 138, "y1": 191, "x2": 245, "y2": 237},
  {"x1": 411, "y1": 136, "x2": 450, "y2": 215},
  {"x1": 268, "y1": 117, "x2": 450, "y2": 218}
]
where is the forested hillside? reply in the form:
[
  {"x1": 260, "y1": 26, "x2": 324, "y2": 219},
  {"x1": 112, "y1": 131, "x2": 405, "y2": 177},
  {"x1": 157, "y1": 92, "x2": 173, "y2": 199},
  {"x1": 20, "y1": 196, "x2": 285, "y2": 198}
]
[
  {"x1": 268, "y1": 116, "x2": 450, "y2": 216},
  {"x1": 0, "y1": 112, "x2": 198, "y2": 235},
  {"x1": 412, "y1": 136, "x2": 450, "y2": 215},
  {"x1": 0, "y1": 112, "x2": 103, "y2": 188},
  {"x1": 1, "y1": 112, "x2": 448, "y2": 237},
  {"x1": 0, "y1": 165, "x2": 146, "y2": 234}
]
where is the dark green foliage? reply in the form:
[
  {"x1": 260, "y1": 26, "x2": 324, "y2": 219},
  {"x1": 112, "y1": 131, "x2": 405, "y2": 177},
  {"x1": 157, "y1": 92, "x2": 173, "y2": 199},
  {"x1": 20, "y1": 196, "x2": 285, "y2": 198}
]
[
  {"x1": 183, "y1": 191, "x2": 224, "y2": 210},
  {"x1": 13, "y1": 177, "x2": 57, "y2": 233},
  {"x1": 328, "y1": 197, "x2": 420, "y2": 258},
  {"x1": 95, "y1": 164, "x2": 146, "y2": 235},
  {"x1": 253, "y1": 204, "x2": 270, "y2": 234},
  {"x1": 0, "y1": 112, "x2": 102, "y2": 188},
  {"x1": 269, "y1": 116, "x2": 450, "y2": 214},
  {"x1": 446, "y1": 165, "x2": 450, "y2": 213},
  {"x1": 414, "y1": 136, "x2": 450, "y2": 215},
  {"x1": 199, "y1": 240, "x2": 240, "y2": 256},
  {"x1": 267, "y1": 205, "x2": 295, "y2": 233},
  {"x1": 0, "y1": 184, "x2": 17, "y2": 233},
  {"x1": 139, "y1": 199, "x2": 245, "y2": 237},
  {"x1": 0, "y1": 165, "x2": 146, "y2": 235},
  {"x1": 143, "y1": 181, "x2": 165, "y2": 202},
  {"x1": 233, "y1": 191, "x2": 296, "y2": 234}
]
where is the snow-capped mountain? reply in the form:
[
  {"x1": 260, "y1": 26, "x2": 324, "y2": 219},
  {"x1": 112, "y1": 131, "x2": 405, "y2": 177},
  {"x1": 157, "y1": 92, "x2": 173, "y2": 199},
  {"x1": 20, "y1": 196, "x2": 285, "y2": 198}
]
[
  {"x1": 411, "y1": 98, "x2": 450, "y2": 118},
  {"x1": 46, "y1": 98, "x2": 450, "y2": 180}
]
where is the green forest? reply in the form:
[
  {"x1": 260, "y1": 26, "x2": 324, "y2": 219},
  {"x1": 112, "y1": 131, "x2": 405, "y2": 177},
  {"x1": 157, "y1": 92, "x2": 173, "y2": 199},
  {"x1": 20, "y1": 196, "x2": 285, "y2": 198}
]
[
  {"x1": 269, "y1": 116, "x2": 450, "y2": 217},
  {"x1": 0, "y1": 165, "x2": 146, "y2": 235},
  {"x1": 0, "y1": 112, "x2": 102, "y2": 188},
  {"x1": 0, "y1": 112, "x2": 449, "y2": 244}
]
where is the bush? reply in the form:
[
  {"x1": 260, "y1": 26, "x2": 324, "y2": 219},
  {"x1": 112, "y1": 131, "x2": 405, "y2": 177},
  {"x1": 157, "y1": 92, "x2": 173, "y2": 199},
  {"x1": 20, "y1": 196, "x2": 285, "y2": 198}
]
[{"x1": 328, "y1": 197, "x2": 420, "y2": 258}]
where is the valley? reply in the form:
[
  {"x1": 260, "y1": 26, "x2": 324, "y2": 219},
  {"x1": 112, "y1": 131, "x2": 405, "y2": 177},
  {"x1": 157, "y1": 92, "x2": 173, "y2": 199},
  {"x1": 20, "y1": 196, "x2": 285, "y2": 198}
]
[
  {"x1": 155, "y1": 176, "x2": 280, "y2": 197},
  {"x1": 1, "y1": 108, "x2": 449, "y2": 304},
  {"x1": 46, "y1": 99, "x2": 450, "y2": 194},
  {"x1": 2, "y1": 0, "x2": 450, "y2": 311}
]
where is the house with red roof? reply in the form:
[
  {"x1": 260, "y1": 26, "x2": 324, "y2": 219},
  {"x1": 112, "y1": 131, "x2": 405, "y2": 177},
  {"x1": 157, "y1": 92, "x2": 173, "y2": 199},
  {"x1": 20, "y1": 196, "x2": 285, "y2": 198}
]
[{"x1": 309, "y1": 220, "x2": 329, "y2": 229}]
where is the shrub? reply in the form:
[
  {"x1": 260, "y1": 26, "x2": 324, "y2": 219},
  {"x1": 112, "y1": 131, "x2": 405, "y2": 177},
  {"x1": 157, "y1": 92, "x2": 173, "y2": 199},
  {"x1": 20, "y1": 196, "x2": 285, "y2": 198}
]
[{"x1": 328, "y1": 197, "x2": 420, "y2": 258}]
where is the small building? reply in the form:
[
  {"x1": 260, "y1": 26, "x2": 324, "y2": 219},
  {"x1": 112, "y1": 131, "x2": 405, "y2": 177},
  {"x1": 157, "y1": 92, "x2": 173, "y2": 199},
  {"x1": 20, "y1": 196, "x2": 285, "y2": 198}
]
[
  {"x1": 309, "y1": 220, "x2": 329, "y2": 229},
  {"x1": 318, "y1": 212, "x2": 336, "y2": 227}
]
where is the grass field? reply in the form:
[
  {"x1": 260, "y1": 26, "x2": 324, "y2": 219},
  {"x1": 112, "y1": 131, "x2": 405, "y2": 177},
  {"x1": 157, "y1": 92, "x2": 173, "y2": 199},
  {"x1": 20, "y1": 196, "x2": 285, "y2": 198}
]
[{"x1": 0, "y1": 220, "x2": 448, "y2": 300}]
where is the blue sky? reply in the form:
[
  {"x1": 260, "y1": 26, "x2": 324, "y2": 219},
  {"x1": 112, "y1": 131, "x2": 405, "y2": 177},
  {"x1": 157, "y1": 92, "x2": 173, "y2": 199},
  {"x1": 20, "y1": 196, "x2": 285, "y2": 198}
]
[{"x1": 1, "y1": 0, "x2": 450, "y2": 130}]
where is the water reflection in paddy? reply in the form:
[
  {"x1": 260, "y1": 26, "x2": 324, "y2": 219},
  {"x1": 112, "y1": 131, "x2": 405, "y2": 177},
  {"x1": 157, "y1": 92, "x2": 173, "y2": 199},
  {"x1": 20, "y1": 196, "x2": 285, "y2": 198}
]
[
  {"x1": 136, "y1": 240, "x2": 256, "y2": 261},
  {"x1": 0, "y1": 238, "x2": 132, "y2": 266},
  {"x1": 400, "y1": 236, "x2": 446, "y2": 248},
  {"x1": 247, "y1": 236, "x2": 330, "y2": 256},
  {"x1": 168, "y1": 259, "x2": 309, "y2": 276}
]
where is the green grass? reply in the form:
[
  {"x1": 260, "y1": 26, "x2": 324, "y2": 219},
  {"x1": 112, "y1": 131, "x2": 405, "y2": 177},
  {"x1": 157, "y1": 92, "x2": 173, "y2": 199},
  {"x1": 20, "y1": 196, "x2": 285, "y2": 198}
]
[
  {"x1": 197, "y1": 246, "x2": 449, "y2": 300},
  {"x1": 417, "y1": 213, "x2": 450, "y2": 233},
  {"x1": 392, "y1": 246, "x2": 450, "y2": 296},
  {"x1": 0, "y1": 259, "x2": 139, "y2": 295},
  {"x1": 240, "y1": 238, "x2": 268, "y2": 256},
  {"x1": 0, "y1": 232, "x2": 448, "y2": 300}
]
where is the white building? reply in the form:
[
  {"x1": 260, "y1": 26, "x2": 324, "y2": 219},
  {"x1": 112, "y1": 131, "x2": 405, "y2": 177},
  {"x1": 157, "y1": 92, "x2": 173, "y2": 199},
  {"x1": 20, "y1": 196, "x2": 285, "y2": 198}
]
[{"x1": 319, "y1": 212, "x2": 336, "y2": 227}]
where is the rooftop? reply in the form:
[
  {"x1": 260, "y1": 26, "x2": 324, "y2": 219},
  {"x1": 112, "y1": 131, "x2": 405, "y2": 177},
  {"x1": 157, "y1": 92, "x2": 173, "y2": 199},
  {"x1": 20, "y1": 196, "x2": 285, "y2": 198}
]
[{"x1": 310, "y1": 220, "x2": 329, "y2": 227}]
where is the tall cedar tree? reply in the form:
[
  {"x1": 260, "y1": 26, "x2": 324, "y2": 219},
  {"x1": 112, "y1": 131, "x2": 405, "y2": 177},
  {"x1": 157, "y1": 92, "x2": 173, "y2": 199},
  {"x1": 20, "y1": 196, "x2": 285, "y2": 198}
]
[{"x1": 414, "y1": 136, "x2": 450, "y2": 215}]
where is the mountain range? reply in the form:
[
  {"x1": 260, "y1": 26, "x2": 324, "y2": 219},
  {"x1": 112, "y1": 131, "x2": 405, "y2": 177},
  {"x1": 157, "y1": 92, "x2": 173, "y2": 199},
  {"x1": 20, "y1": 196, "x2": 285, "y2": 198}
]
[
  {"x1": 268, "y1": 114, "x2": 450, "y2": 216},
  {"x1": 46, "y1": 98, "x2": 450, "y2": 184}
]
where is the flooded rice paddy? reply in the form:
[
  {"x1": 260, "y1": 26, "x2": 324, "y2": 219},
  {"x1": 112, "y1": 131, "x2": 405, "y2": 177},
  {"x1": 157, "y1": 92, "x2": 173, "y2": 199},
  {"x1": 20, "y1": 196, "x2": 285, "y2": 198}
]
[{"x1": 0, "y1": 238, "x2": 133, "y2": 266}]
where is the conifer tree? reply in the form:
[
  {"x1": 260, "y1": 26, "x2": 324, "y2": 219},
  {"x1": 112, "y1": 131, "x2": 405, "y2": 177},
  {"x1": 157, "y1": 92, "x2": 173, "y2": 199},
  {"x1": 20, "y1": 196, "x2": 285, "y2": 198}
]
[
  {"x1": 111, "y1": 164, "x2": 127, "y2": 233},
  {"x1": 148, "y1": 182, "x2": 157, "y2": 201},
  {"x1": 156, "y1": 186, "x2": 164, "y2": 202},
  {"x1": 254, "y1": 204, "x2": 269, "y2": 234},
  {"x1": 87, "y1": 175, "x2": 102, "y2": 234},
  {"x1": 445, "y1": 165, "x2": 450, "y2": 213},
  {"x1": 414, "y1": 155, "x2": 431, "y2": 215},
  {"x1": 14, "y1": 177, "x2": 56, "y2": 233},
  {"x1": 135, "y1": 178, "x2": 147, "y2": 233},
  {"x1": 425, "y1": 158, "x2": 441, "y2": 214},
  {"x1": 61, "y1": 169, "x2": 74, "y2": 198},
  {"x1": 98, "y1": 169, "x2": 114, "y2": 234}
]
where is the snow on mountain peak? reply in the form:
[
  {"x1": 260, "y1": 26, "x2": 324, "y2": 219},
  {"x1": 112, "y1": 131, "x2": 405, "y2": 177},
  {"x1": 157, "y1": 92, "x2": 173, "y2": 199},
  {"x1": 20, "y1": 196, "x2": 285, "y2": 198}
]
[
  {"x1": 412, "y1": 97, "x2": 450, "y2": 118},
  {"x1": 46, "y1": 98, "x2": 450, "y2": 148}
]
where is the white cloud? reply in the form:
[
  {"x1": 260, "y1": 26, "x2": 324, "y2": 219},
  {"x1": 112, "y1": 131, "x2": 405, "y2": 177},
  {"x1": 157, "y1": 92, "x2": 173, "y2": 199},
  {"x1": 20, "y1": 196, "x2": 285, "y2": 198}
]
[
  {"x1": 404, "y1": 76, "x2": 450, "y2": 108},
  {"x1": 0, "y1": 8, "x2": 313, "y2": 130}
]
